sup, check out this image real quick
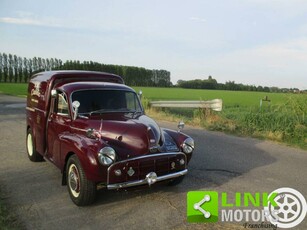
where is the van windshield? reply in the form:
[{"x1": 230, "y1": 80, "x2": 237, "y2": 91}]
[{"x1": 71, "y1": 90, "x2": 142, "y2": 115}]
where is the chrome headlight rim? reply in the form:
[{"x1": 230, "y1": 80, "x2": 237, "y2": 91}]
[
  {"x1": 182, "y1": 137, "x2": 194, "y2": 154},
  {"x1": 98, "y1": 147, "x2": 116, "y2": 166}
]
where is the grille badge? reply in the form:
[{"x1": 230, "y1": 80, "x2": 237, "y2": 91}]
[
  {"x1": 171, "y1": 162, "x2": 176, "y2": 169},
  {"x1": 127, "y1": 167, "x2": 135, "y2": 176}
]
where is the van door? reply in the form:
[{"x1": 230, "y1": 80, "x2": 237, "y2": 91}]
[{"x1": 47, "y1": 91, "x2": 71, "y2": 167}]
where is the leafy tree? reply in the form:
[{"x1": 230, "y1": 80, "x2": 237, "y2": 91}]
[
  {"x1": 8, "y1": 54, "x2": 14, "y2": 82},
  {"x1": 23, "y1": 58, "x2": 28, "y2": 82},
  {"x1": 3, "y1": 53, "x2": 8, "y2": 82},
  {"x1": 0, "y1": 53, "x2": 2, "y2": 82},
  {"x1": 13, "y1": 55, "x2": 18, "y2": 82},
  {"x1": 18, "y1": 57, "x2": 23, "y2": 82}
]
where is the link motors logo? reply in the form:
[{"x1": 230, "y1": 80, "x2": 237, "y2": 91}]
[
  {"x1": 264, "y1": 188, "x2": 307, "y2": 228},
  {"x1": 187, "y1": 187, "x2": 307, "y2": 229}
]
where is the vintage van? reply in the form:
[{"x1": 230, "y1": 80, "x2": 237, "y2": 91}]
[{"x1": 26, "y1": 71, "x2": 194, "y2": 206}]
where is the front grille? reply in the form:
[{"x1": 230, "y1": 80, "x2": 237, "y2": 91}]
[{"x1": 107, "y1": 153, "x2": 186, "y2": 185}]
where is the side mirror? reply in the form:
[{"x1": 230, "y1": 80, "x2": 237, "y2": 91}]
[
  {"x1": 86, "y1": 128, "x2": 95, "y2": 139},
  {"x1": 138, "y1": 90, "x2": 143, "y2": 100},
  {"x1": 178, "y1": 120, "x2": 185, "y2": 132},
  {"x1": 51, "y1": 89, "x2": 57, "y2": 97},
  {"x1": 72, "y1": 101, "x2": 80, "y2": 120}
]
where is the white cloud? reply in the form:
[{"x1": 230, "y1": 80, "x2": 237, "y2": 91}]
[
  {"x1": 0, "y1": 17, "x2": 43, "y2": 26},
  {"x1": 0, "y1": 15, "x2": 64, "y2": 28},
  {"x1": 189, "y1": 17, "x2": 206, "y2": 23}
]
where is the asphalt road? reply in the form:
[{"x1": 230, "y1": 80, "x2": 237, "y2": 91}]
[{"x1": 0, "y1": 94, "x2": 306, "y2": 230}]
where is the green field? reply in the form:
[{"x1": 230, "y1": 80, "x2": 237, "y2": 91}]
[
  {"x1": 133, "y1": 87, "x2": 307, "y2": 149},
  {"x1": 0, "y1": 83, "x2": 28, "y2": 97},
  {"x1": 0, "y1": 83, "x2": 306, "y2": 149},
  {"x1": 133, "y1": 86, "x2": 291, "y2": 107},
  {"x1": 0, "y1": 83, "x2": 298, "y2": 107}
]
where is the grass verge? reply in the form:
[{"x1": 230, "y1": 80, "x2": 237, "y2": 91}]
[{"x1": 143, "y1": 96, "x2": 307, "y2": 150}]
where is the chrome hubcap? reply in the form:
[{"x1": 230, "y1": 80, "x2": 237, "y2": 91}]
[
  {"x1": 27, "y1": 133, "x2": 33, "y2": 156},
  {"x1": 68, "y1": 164, "x2": 80, "y2": 197}
]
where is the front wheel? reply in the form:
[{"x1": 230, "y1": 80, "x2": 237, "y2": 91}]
[
  {"x1": 66, "y1": 155, "x2": 96, "y2": 206},
  {"x1": 26, "y1": 128, "x2": 43, "y2": 162}
]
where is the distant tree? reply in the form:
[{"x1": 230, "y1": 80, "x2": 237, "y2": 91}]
[
  {"x1": 46, "y1": 58, "x2": 50, "y2": 71},
  {"x1": 8, "y1": 54, "x2": 14, "y2": 82},
  {"x1": 257, "y1": 86, "x2": 263, "y2": 92},
  {"x1": 0, "y1": 53, "x2": 2, "y2": 82},
  {"x1": 13, "y1": 55, "x2": 18, "y2": 82},
  {"x1": 41, "y1": 58, "x2": 46, "y2": 71},
  {"x1": 18, "y1": 57, "x2": 23, "y2": 82},
  {"x1": 3, "y1": 53, "x2": 8, "y2": 82},
  {"x1": 32, "y1": 57, "x2": 38, "y2": 72},
  {"x1": 37, "y1": 57, "x2": 42, "y2": 71}
]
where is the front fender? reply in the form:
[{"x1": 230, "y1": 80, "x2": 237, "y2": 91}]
[
  {"x1": 60, "y1": 134, "x2": 108, "y2": 182},
  {"x1": 162, "y1": 128, "x2": 194, "y2": 163}
]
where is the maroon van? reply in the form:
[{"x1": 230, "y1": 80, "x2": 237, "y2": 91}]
[{"x1": 26, "y1": 70, "x2": 194, "y2": 206}]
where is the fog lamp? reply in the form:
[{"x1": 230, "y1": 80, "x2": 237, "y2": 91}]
[{"x1": 114, "y1": 169, "x2": 122, "y2": 176}]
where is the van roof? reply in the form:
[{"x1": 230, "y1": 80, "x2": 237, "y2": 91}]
[
  {"x1": 31, "y1": 70, "x2": 124, "y2": 85},
  {"x1": 57, "y1": 81, "x2": 135, "y2": 95}
]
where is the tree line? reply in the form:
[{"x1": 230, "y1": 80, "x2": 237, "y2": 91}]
[
  {"x1": 177, "y1": 76, "x2": 302, "y2": 93},
  {"x1": 0, "y1": 52, "x2": 171, "y2": 87}
]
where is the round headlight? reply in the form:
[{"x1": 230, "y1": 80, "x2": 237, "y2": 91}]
[
  {"x1": 182, "y1": 137, "x2": 194, "y2": 154},
  {"x1": 98, "y1": 147, "x2": 116, "y2": 166}
]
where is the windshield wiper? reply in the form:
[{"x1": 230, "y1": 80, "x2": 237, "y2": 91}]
[
  {"x1": 89, "y1": 109, "x2": 109, "y2": 116},
  {"x1": 131, "y1": 110, "x2": 143, "y2": 118},
  {"x1": 89, "y1": 108, "x2": 134, "y2": 115}
]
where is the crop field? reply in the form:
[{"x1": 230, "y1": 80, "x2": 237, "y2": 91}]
[
  {"x1": 0, "y1": 83, "x2": 28, "y2": 97},
  {"x1": 133, "y1": 86, "x2": 292, "y2": 107},
  {"x1": 0, "y1": 83, "x2": 300, "y2": 108},
  {"x1": 0, "y1": 83, "x2": 306, "y2": 149},
  {"x1": 133, "y1": 87, "x2": 307, "y2": 149}
]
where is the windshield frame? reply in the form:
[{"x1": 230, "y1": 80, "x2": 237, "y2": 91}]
[{"x1": 69, "y1": 88, "x2": 144, "y2": 117}]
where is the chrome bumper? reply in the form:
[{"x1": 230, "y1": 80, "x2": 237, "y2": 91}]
[{"x1": 107, "y1": 169, "x2": 188, "y2": 190}]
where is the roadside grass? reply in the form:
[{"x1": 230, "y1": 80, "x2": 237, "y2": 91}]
[{"x1": 143, "y1": 95, "x2": 307, "y2": 150}]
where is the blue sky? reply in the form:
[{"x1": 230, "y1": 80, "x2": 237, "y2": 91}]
[{"x1": 1, "y1": 0, "x2": 307, "y2": 89}]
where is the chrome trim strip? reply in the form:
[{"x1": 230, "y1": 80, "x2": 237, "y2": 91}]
[
  {"x1": 107, "y1": 169, "x2": 188, "y2": 190},
  {"x1": 26, "y1": 107, "x2": 35, "y2": 112},
  {"x1": 110, "y1": 152, "x2": 185, "y2": 166},
  {"x1": 107, "y1": 152, "x2": 187, "y2": 184}
]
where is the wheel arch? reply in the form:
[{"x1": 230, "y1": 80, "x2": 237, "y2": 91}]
[{"x1": 62, "y1": 151, "x2": 75, "y2": 185}]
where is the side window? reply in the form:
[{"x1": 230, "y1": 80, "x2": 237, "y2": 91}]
[{"x1": 57, "y1": 92, "x2": 69, "y2": 115}]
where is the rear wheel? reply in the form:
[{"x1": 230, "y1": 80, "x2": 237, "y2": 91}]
[
  {"x1": 26, "y1": 128, "x2": 43, "y2": 162},
  {"x1": 66, "y1": 155, "x2": 96, "y2": 206}
]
